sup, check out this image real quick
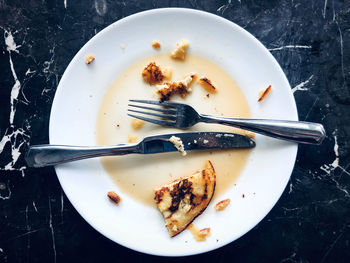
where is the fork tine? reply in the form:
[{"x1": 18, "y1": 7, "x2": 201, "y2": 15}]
[
  {"x1": 128, "y1": 109, "x2": 176, "y2": 120},
  {"x1": 128, "y1": 104, "x2": 176, "y2": 114},
  {"x1": 129, "y1": 99, "x2": 178, "y2": 108},
  {"x1": 127, "y1": 113, "x2": 176, "y2": 127}
]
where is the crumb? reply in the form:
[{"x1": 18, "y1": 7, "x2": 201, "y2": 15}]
[
  {"x1": 156, "y1": 73, "x2": 196, "y2": 102},
  {"x1": 193, "y1": 139, "x2": 197, "y2": 143},
  {"x1": 258, "y1": 85, "x2": 272, "y2": 102},
  {"x1": 216, "y1": 239, "x2": 219, "y2": 242},
  {"x1": 116, "y1": 124, "x2": 120, "y2": 128},
  {"x1": 170, "y1": 39, "x2": 189, "y2": 60},
  {"x1": 199, "y1": 77, "x2": 217, "y2": 93},
  {"x1": 163, "y1": 67, "x2": 172, "y2": 80},
  {"x1": 128, "y1": 134, "x2": 138, "y2": 143},
  {"x1": 206, "y1": 94, "x2": 210, "y2": 98},
  {"x1": 203, "y1": 139, "x2": 209, "y2": 144},
  {"x1": 107, "y1": 191, "x2": 122, "y2": 205},
  {"x1": 85, "y1": 55, "x2": 95, "y2": 64},
  {"x1": 215, "y1": 199, "x2": 231, "y2": 211},
  {"x1": 152, "y1": 40, "x2": 161, "y2": 49},
  {"x1": 131, "y1": 118, "x2": 145, "y2": 130},
  {"x1": 242, "y1": 194, "x2": 245, "y2": 198},
  {"x1": 142, "y1": 62, "x2": 164, "y2": 85},
  {"x1": 188, "y1": 224, "x2": 211, "y2": 242},
  {"x1": 120, "y1": 44, "x2": 126, "y2": 50},
  {"x1": 169, "y1": 136, "x2": 186, "y2": 156}
]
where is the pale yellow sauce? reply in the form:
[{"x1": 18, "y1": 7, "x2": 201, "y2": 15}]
[{"x1": 96, "y1": 53, "x2": 251, "y2": 207}]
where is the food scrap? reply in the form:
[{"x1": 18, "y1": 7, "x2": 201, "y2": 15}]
[
  {"x1": 170, "y1": 39, "x2": 189, "y2": 60},
  {"x1": 258, "y1": 85, "x2": 272, "y2": 102},
  {"x1": 188, "y1": 224, "x2": 211, "y2": 242},
  {"x1": 162, "y1": 67, "x2": 172, "y2": 80},
  {"x1": 131, "y1": 118, "x2": 145, "y2": 130},
  {"x1": 85, "y1": 55, "x2": 95, "y2": 65},
  {"x1": 152, "y1": 40, "x2": 161, "y2": 49},
  {"x1": 154, "y1": 160, "x2": 216, "y2": 237},
  {"x1": 169, "y1": 136, "x2": 186, "y2": 156},
  {"x1": 199, "y1": 77, "x2": 217, "y2": 93},
  {"x1": 107, "y1": 191, "x2": 122, "y2": 205},
  {"x1": 142, "y1": 62, "x2": 164, "y2": 85},
  {"x1": 156, "y1": 73, "x2": 196, "y2": 102},
  {"x1": 214, "y1": 199, "x2": 231, "y2": 211},
  {"x1": 128, "y1": 134, "x2": 138, "y2": 143}
]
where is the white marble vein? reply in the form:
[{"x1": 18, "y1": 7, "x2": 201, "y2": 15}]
[
  {"x1": 48, "y1": 197, "x2": 57, "y2": 263},
  {"x1": 217, "y1": 0, "x2": 232, "y2": 14},
  {"x1": 268, "y1": 45, "x2": 311, "y2": 51},
  {"x1": 322, "y1": 0, "x2": 328, "y2": 19},
  {"x1": 94, "y1": 0, "x2": 107, "y2": 16},
  {"x1": 0, "y1": 181, "x2": 12, "y2": 200},
  {"x1": 292, "y1": 75, "x2": 314, "y2": 93},
  {"x1": 32, "y1": 201, "x2": 38, "y2": 213},
  {"x1": 64, "y1": 0, "x2": 67, "y2": 9},
  {"x1": 335, "y1": 21, "x2": 347, "y2": 89}
]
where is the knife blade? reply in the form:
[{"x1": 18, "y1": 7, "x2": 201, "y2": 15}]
[
  {"x1": 25, "y1": 132, "x2": 255, "y2": 167},
  {"x1": 140, "y1": 132, "x2": 255, "y2": 154}
]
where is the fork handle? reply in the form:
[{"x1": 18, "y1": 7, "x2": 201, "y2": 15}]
[{"x1": 200, "y1": 115, "x2": 326, "y2": 144}]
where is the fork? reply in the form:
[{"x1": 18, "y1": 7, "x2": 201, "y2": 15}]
[{"x1": 127, "y1": 100, "x2": 326, "y2": 144}]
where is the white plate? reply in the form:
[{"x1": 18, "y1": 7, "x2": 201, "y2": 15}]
[{"x1": 50, "y1": 8, "x2": 298, "y2": 256}]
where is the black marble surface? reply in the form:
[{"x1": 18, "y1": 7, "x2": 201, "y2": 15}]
[{"x1": 0, "y1": 0, "x2": 349, "y2": 262}]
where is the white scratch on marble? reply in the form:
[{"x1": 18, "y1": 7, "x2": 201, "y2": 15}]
[
  {"x1": 304, "y1": 97, "x2": 319, "y2": 120},
  {"x1": 60, "y1": 191, "x2": 64, "y2": 222},
  {"x1": 0, "y1": 181, "x2": 12, "y2": 200},
  {"x1": 268, "y1": 45, "x2": 311, "y2": 51},
  {"x1": 33, "y1": 201, "x2": 38, "y2": 213},
  {"x1": 64, "y1": 0, "x2": 67, "y2": 9},
  {"x1": 48, "y1": 198, "x2": 57, "y2": 263},
  {"x1": 94, "y1": 0, "x2": 107, "y2": 16},
  {"x1": 336, "y1": 21, "x2": 347, "y2": 89},
  {"x1": 292, "y1": 75, "x2": 314, "y2": 93},
  {"x1": 322, "y1": 0, "x2": 328, "y2": 19},
  {"x1": 217, "y1": 0, "x2": 232, "y2": 14}
]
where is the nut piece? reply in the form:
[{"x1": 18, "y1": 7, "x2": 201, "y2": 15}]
[
  {"x1": 199, "y1": 77, "x2": 217, "y2": 93},
  {"x1": 128, "y1": 134, "x2": 138, "y2": 143},
  {"x1": 258, "y1": 85, "x2": 272, "y2": 102},
  {"x1": 156, "y1": 73, "x2": 196, "y2": 102},
  {"x1": 85, "y1": 55, "x2": 95, "y2": 65},
  {"x1": 170, "y1": 39, "x2": 189, "y2": 60},
  {"x1": 107, "y1": 191, "x2": 122, "y2": 205},
  {"x1": 152, "y1": 40, "x2": 161, "y2": 49},
  {"x1": 188, "y1": 224, "x2": 211, "y2": 241},
  {"x1": 142, "y1": 62, "x2": 164, "y2": 85},
  {"x1": 214, "y1": 199, "x2": 231, "y2": 211},
  {"x1": 131, "y1": 118, "x2": 145, "y2": 130}
]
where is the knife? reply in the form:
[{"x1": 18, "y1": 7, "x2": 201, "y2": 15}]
[{"x1": 25, "y1": 132, "x2": 255, "y2": 168}]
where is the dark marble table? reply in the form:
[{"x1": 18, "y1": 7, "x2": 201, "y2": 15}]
[{"x1": 1, "y1": 0, "x2": 349, "y2": 262}]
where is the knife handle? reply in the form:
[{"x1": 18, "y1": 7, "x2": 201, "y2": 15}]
[
  {"x1": 25, "y1": 144, "x2": 139, "y2": 168},
  {"x1": 200, "y1": 115, "x2": 326, "y2": 145}
]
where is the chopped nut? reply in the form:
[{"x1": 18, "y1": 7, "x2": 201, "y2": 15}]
[
  {"x1": 85, "y1": 55, "x2": 95, "y2": 65},
  {"x1": 152, "y1": 40, "x2": 161, "y2": 49},
  {"x1": 107, "y1": 191, "x2": 122, "y2": 205},
  {"x1": 142, "y1": 62, "x2": 164, "y2": 85},
  {"x1": 215, "y1": 199, "x2": 231, "y2": 211},
  {"x1": 128, "y1": 134, "x2": 138, "y2": 143},
  {"x1": 258, "y1": 85, "x2": 272, "y2": 102},
  {"x1": 170, "y1": 39, "x2": 189, "y2": 60},
  {"x1": 199, "y1": 77, "x2": 217, "y2": 93},
  {"x1": 131, "y1": 118, "x2": 145, "y2": 130},
  {"x1": 156, "y1": 73, "x2": 196, "y2": 102},
  {"x1": 188, "y1": 224, "x2": 211, "y2": 241}
]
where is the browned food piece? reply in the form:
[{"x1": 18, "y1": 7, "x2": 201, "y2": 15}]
[
  {"x1": 128, "y1": 134, "x2": 138, "y2": 143},
  {"x1": 154, "y1": 160, "x2": 216, "y2": 237},
  {"x1": 199, "y1": 77, "x2": 217, "y2": 93},
  {"x1": 107, "y1": 191, "x2": 122, "y2": 205},
  {"x1": 214, "y1": 199, "x2": 231, "y2": 211},
  {"x1": 156, "y1": 73, "x2": 196, "y2": 102},
  {"x1": 170, "y1": 39, "x2": 189, "y2": 60},
  {"x1": 258, "y1": 85, "x2": 272, "y2": 102},
  {"x1": 85, "y1": 55, "x2": 95, "y2": 64},
  {"x1": 152, "y1": 40, "x2": 161, "y2": 49},
  {"x1": 142, "y1": 62, "x2": 164, "y2": 85},
  {"x1": 188, "y1": 224, "x2": 211, "y2": 241}
]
